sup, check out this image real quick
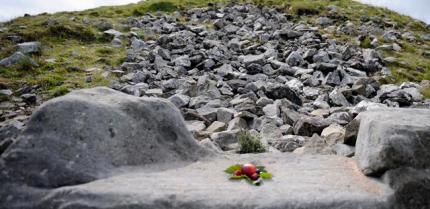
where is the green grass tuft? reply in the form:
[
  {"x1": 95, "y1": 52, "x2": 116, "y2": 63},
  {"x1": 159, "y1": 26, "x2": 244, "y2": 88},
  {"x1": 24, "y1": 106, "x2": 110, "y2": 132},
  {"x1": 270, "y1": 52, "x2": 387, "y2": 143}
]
[
  {"x1": 360, "y1": 36, "x2": 372, "y2": 49},
  {"x1": 238, "y1": 130, "x2": 266, "y2": 154},
  {"x1": 422, "y1": 87, "x2": 430, "y2": 99},
  {"x1": 49, "y1": 85, "x2": 70, "y2": 97}
]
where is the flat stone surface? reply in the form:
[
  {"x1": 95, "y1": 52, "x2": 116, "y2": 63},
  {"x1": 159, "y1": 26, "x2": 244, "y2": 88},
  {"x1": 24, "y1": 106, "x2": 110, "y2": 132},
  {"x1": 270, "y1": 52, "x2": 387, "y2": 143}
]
[{"x1": 25, "y1": 153, "x2": 392, "y2": 209}]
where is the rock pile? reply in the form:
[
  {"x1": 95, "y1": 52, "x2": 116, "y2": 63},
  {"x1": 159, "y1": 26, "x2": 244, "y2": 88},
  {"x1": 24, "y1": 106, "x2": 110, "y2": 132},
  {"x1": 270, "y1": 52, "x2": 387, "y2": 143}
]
[
  {"x1": 1, "y1": 3, "x2": 430, "y2": 209},
  {"x1": 106, "y1": 4, "x2": 429, "y2": 154}
]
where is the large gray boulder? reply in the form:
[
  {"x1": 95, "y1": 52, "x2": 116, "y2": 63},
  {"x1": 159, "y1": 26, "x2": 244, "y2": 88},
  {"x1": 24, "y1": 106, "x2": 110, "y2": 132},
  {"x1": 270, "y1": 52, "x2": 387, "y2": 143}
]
[
  {"x1": 1, "y1": 153, "x2": 394, "y2": 209},
  {"x1": 355, "y1": 108, "x2": 430, "y2": 176},
  {"x1": 0, "y1": 87, "x2": 208, "y2": 188}
]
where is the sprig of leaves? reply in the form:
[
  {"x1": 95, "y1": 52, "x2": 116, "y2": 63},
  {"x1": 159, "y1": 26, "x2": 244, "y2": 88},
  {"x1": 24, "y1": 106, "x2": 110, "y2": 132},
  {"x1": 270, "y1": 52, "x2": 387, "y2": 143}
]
[
  {"x1": 224, "y1": 164, "x2": 273, "y2": 186},
  {"x1": 224, "y1": 164, "x2": 242, "y2": 174}
]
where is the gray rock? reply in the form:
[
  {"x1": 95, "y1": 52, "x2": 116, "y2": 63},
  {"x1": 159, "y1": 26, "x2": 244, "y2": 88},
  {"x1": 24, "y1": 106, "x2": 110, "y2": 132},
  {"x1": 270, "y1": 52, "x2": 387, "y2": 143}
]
[
  {"x1": 265, "y1": 84, "x2": 302, "y2": 105},
  {"x1": 345, "y1": 67, "x2": 366, "y2": 77},
  {"x1": 362, "y1": 49, "x2": 380, "y2": 65},
  {"x1": 145, "y1": 88, "x2": 163, "y2": 96},
  {"x1": 286, "y1": 51, "x2": 304, "y2": 66},
  {"x1": 210, "y1": 129, "x2": 240, "y2": 151},
  {"x1": 341, "y1": 45, "x2": 355, "y2": 60},
  {"x1": 246, "y1": 63, "x2": 263, "y2": 75},
  {"x1": 326, "y1": 112, "x2": 352, "y2": 124},
  {"x1": 278, "y1": 29, "x2": 303, "y2": 39},
  {"x1": 281, "y1": 107, "x2": 302, "y2": 126},
  {"x1": 111, "y1": 38, "x2": 122, "y2": 47},
  {"x1": 344, "y1": 117, "x2": 360, "y2": 145},
  {"x1": 279, "y1": 124, "x2": 293, "y2": 135},
  {"x1": 271, "y1": 135, "x2": 306, "y2": 152},
  {"x1": 297, "y1": 134, "x2": 334, "y2": 155},
  {"x1": 332, "y1": 144, "x2": 355, "y2": 157},
  {"x1": 256, "y1": 97, "x2": 273, "y2": 107},
  {"x1": 1, "y1": 153, "x2": 394, "y2": 209},
  {"x1": 17, "y1": 41, "x2": 41, "y2": 54},
  {"x1": 402, "y1": 87, "x2": 422, "y2": 102},
  {"x1": 312, "y1": 51, "x2": 330, "y2": 63},
  {"x1": 0, "y1": 89, "x2": 13, "y2": 101},
  {"x1": 227, "y1": 117, "x2": 248, "y2": 131},
  {"x1": 321, "y1": 124, "x2": 346, "y2": 145},
  {"x1": 0, "y1": 120, "x2": 24, "y2": 154},
  {"x1": 130, "y1": 37, "x2": 146, "y2": 51},
  {"x1": 169, "y1": 94, "x2": 191, "y2": 108},
  {"x1": 286, "y1": 79, "x2": 303, "y2": 92},
  {"x1": 260, "y1": 120, "x2": 283, "y2": 142},
  {"x1": 293, "y1": 116, "x2": 331, "y2": 136},
  {"x1": 239, "y1": 53, "x2": 265, "y2": 66},
  {"x1": 174, "y1": 55, "x2": 191, "y2": 68},
  {"x1": 382, "y1": 167, "x2": 430, "y2": 209},
  {"x1": 217, "y1": 108, "x2": 236, "y2": 124},
  {"x1": 351, "y1": 100, "x2": 387, "y2": 114},
  {"x1": 316, "y1": 17, "x2": 332, "y2": 26},
  {"x1": 196, "y1": 107, "x2": 218, "y2": 122},
  {"x1": 262, "y1": 103, "x2": 280, "y2": 118},
  {"x1": 206, "y1": 121, "x2": 226, "y2": 133},
  {"x1": 186, "y1": 120, "x2": 206, "y2": 133},
  {"x1": 20, "y1": 93, "x2": 37, "y2": 104},
  {"x1": 303, "y1": 87, "x2": 320, "y2": 99},
  {"x1": 103, "y1": 29, "x2": 123, "y2": 38},
  {"x1": 310, "y1": 109, "x2": 330, "y2": 118},
  {"x1": 215, "y1": 64, "x2": 233, "y2": 77},
  {"x1": 198, "y1": 138, "x2": 222, "y2": 153},
  {"x1": 329, "y1": 88, "x2": 351, "y2": 107},
  {"x1": 382, "y1": 30, "x2": 400, "y2": 42},
  {"x1": 380, "y1": 89, "x2": 415, "y2": 107},
  {"x1": 0, "y1": 52, "x2": 37, "y2": 67},
  {"x1": 0, "y1": 87, "x2": 208, "y2": 188},
  {"x1": 317, "y1": 63, "x2": 338, "y2": 73},
  {"x1": 324, "y1": 72, "x2": 341, "y2": 88},
  {"x1": 355, "y1": 108, "x2": 430, "y2": 176},
  {"x1": 227, "y1": 38, "x2": 242, "y2": 51}
]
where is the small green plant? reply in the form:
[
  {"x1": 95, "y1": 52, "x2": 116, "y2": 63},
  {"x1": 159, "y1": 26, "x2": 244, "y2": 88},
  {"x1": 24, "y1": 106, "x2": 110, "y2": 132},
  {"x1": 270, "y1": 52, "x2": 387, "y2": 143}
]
[
  {"x1": 147, "y1": 1, "x2": 178, "y2": 12},
  {"x1": 15, "y1": 58, "x2": 36, "y2": 71},
  {"x1": 46, "y1": 23, "x2": 97, "y2": 42},
  {"x1": 96, "y1": 47, "x2": 115, "y2": 55},
  {"x1": 49, "y1": 85, "x2": 70, "y2": 97},
  {"x1": 360, "y1": 36, "x2": 372, "y2": 49},
  {"x1": 288, "y1": 1, "x2": 321, "y2": 16},
  {"x1": 238, "y1": 130, "x2": 266, "y2": 153},
  {"x1": 422, "y1": 87, "x2": 430, "y2": 99}
]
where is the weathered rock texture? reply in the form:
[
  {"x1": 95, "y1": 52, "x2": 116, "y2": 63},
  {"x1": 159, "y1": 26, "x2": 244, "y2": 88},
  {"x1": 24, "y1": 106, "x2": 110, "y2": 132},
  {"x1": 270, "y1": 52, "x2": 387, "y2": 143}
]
[
  {"x1": 355, "y1": 108, "x2": 430, "y2": 176},
  {"x1": 1, "y1": 88, "x2": 429, "y2": 209},
  {"x1": 1, "y1": 153, "x2": 394, "y2": 209},
  {"x1": 0, "y1": 87, "x2": 208, "y2": 188}
]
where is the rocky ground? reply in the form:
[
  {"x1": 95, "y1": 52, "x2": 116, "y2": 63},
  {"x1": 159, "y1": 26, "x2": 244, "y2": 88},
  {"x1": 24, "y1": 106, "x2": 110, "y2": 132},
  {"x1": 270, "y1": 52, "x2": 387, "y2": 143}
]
[
  {"x1": 89, "y1": 4, "x2": 428, "y2": 155},
  {"x1": 0, "y1": 2, "x2": 430, "y2": 209},
  {"x1": 1, "y1": 3, "x2": 430, "y2": 156}
]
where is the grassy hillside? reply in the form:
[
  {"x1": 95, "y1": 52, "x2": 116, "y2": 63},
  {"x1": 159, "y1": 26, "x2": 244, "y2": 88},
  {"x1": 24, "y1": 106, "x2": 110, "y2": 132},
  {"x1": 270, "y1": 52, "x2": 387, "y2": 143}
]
[{"x1": 0, "y1": 0, "x2": 429, "y2": 98}]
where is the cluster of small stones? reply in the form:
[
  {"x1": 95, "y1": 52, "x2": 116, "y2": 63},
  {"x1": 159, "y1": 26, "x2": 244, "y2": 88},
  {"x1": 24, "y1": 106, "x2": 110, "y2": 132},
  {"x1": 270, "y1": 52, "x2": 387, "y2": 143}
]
[{"x1": 102, "y1": 4, "x2": 429, "y2": 155}]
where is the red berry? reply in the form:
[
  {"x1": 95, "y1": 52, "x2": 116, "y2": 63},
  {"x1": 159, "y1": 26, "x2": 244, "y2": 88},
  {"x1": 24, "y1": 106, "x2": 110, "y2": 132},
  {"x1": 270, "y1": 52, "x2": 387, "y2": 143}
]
[
  {"x1": 250, "y1": 173, "x2": 259, "y2": 181},
  {"x1": 233, "y1": 170, "x2": 242, "y2": 176},
  {"x1": 241, "y1": 163, "x2": 257, "y2": 177}
]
